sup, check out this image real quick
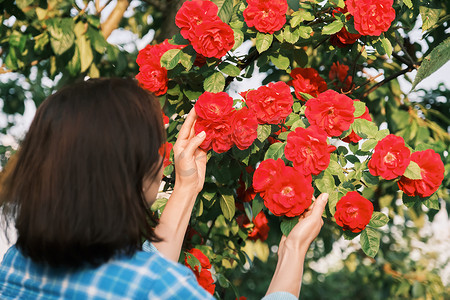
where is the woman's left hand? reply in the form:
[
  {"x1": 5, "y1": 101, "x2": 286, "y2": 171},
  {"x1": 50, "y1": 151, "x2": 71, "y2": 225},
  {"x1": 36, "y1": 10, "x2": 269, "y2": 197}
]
[{"x1": 172, "y1": 108, "x2": 207, "y2": 194}]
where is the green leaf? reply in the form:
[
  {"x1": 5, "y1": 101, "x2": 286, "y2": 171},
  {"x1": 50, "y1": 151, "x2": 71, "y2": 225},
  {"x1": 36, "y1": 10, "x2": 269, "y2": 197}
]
[
  {"x1": 257, "y1": 124, "x2": 271, "y2": 142},
  {"x1": 87, "y1": 27, "x2": 108, "y2": 54},
  {"x1": 419, "y1": 6, "x2": 441, "y2": 32},
  {"x1": 46, "y1": 18, "x2": 75, "y2": 55},
  {"x1": 204, "y1": 72, "x2": 226, "y2": 93},
  {"x1": 280, "y1": 217, "x2": 299, "y2": 236},
  {"x1": 216, "y1": 273, "x2": 230, "y2": 288},
  {"x1": 284, "y1": 25, "x2": 300, "y2": 44},
  {"x1": 360, "y1": 227, "x2": 381, "y2": 258},
  {"x1": 368, "y1": 212, "x2": 389, "y2": 227},
  {"x1": 256, "y1": 32, "x2": 273, "y2": 53},
  {"x1": 343, "y1": 230, "x2": 360, "y2": 240},
  {"x1": 322, "y1": 20, "x2": 343, "y2": 35},
  {"x1": 160, "y1": 49, "x2": 182, "y2": 70},
  {"x1": 315, "y1": 171, "x2": 335, "y2": 193},
  {"x1": 264, "y1": 142, "x2": 286, "y2": 160},
  {"x1": 290, "y1": 10, "x2": 315, "y2": 28},
  {"x1": 403, "y1": 0, "x2": 413, "y2": 9},
  {"x1": 67, "y1": 46, "x2": 81, "y2": 76},
  {"x1": 220, "y1": 193, "x2": 236, "y2": 221},
  {"x1": 353, "y1": 101, "x2": 366, "y2": 118},
  {"x1": 293, "y1": 47, "x2": 308, "y2": 67},
  {"x1": 252, "y1": 194, "x2": 265, "y2": 217},
  {"x1": 219, "y1": 63, "x2": 241, "y2": 76},
  {"x1": 151, "y1": 197, "x2": 168, "y2": 213},
  {"x1": 328, "y1": 190, "x2": 339, "y2": 215},
  {"x1": 212, "y1": 0, "x2": 234, "y2": 23},
  {"x1": 423, "y1": 193, "x2": 439, "y2": 210},
  {"x1": 232, "y1": 29, "x2": 244, "y2": 51},
  {"x1": 375, "y1": 129, "x2": 389, "y2": 141},
  {"x1": 403, "y1": 161, "x2": 422, "y2": 180},
  {"x1": 269, "y1": 53, "x2": 290, "y2": 70},
  {"x1": 352, "y1": 119, "x2": 378, "y2": 139},
  {"x1": 185, "y1": 252, "x2": 201, "y2": 272},
  {"x1": 76, "y1": 35, "x2": 93, "y2": 73},
  {"x1": 361, "y1": 139, "x2": 378, "y2": 152},
  {"x1": 362, "y1": 171, "x2": 379, "y2": 186},
  {"x1": 380, "y1": 36, "x2": 392, "y2": 57},
  {"x1": 412, "y1": 37, "x2": 450, "y2": 89},
  {"x1": 402, "y1": 194, "x2": 421, "y2": 208},
  {"x1": 298, "y1": 26, "x2": 313, "y2": 39}
]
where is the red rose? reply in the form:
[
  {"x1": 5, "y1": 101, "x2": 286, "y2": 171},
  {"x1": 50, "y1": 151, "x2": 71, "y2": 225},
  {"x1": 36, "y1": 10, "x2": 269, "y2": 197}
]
[
  {"x1": 305, "y1": 90, "x2": 355, "y2": 137},
  {"x1": 191, "y1": 20, "x2": 235, "y2": 58},
  {"x1": 398, "y1": 149, "x2": 445, "y2": 198},
  {"x1": 329, "y1": 62, "x2": 352, "y2": 91},
  {"x1": 195, "y1": 91, "x2": 234, "y2": 121},
  {"x1": 136, "y1": 39, "x2": 183, "y2": 67},
  {"x1": 289, "y1": 68, "x2": 327, "y2": 101},
  {"x1": 162, "y1": 111, "x2": 170, "y2": 125},
  {"x1": 264, "y1": 166, "x2": 313, "y2": 217},
  {"x1": 175, "y1": 0, "x2": 220, "y2": 40},
  {"x1": 241, "y1": 81, "x2": 293, "y2": 124},
  {"x1": 342, "y1": 100, "x2": 372, "y2": 143},
  {"x1": 243, "y1": 0, "x2": 288, "y2": 34},
  {"x1": 285, "y1": 126, "x2": 335, "y2": 176},
  {"x1": 346, "y1": 0, "x2": 396, "y2": 36},
  {"x1": 231, "y1": 107, "x2": 258, "y2": 150},
  {"x1": 247, "y1": 211, "x2": 270, "y2": 241},
  {"x1": 334, "y1": 191, "x2": 374, "y2": 233},
  {"x1": 184, "y1": 248, "x2": 215, "y2": 295},
  {"x1": 368, "y1": 134, "x2": 411, "y2": 180},
  {"x1": 135, "y1": 63, "x2": 168, "y2": 96},
  {"x1": 158, "y1": 142, "x2": 173, "y2": 168},
  {"x1": 253, "y1": 158, "x2": 286, "y2": 194},
  {"x1": 195, "y1": 118, "x2": 233, "y2": 153}
]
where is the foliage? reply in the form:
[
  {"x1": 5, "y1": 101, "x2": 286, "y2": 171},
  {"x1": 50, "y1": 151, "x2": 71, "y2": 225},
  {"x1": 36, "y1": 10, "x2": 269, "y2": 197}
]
[{"x1": 1, "y1": 0, "x2": 449, "y2": 299}]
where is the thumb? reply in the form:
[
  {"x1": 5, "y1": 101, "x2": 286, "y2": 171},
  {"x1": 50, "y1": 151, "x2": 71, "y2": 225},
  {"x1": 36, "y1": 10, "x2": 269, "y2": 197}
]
[
  {"x1": 183, "y1": 131, "x2": 206, "y2": 157},
  {"x1": 312, "y1": 193, "x2": 328, "y2": 218}
]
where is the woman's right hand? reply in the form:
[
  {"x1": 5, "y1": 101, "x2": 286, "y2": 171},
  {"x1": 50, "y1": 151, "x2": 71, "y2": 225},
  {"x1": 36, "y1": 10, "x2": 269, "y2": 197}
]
[{"x1": 279, "y1": 193, "x2": 329, "y2": 253}]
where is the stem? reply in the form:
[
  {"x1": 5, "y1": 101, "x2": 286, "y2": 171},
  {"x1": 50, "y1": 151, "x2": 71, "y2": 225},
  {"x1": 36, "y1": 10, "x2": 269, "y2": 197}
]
[{"x1": 362, "y1": 66, "x2": 414, "y2": 98}]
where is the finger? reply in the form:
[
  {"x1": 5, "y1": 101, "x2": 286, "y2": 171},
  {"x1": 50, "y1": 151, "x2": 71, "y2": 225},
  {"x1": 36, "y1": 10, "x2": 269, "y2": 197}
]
[
  {"x1": 183, "y1": 131, "x2": 207, "y2": 158},
  {"x1": 178, "y1": 109, "x2": 197, "y2": 140},
  {"x1": 312, "y1": 193, "x2": 328, "y2": 218},
  {"x1": 188, "y1": 120, "x2": 196, "y2": 140}
]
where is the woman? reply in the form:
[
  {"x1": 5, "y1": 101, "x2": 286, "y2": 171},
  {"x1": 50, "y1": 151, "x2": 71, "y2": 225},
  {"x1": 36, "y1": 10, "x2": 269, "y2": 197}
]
[{"x1": 0, "y1": 78, "x2": 328, "y2": 299}]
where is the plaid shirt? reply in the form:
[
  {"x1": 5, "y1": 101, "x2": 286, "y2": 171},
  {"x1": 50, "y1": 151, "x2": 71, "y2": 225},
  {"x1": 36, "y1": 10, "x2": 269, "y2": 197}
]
[{"x1": 0, "y1": 243, "x2": 296, "y2": 300}]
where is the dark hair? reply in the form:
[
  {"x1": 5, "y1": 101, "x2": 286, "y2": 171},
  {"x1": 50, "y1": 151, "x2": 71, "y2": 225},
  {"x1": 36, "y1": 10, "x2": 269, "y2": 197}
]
[{"x1": 0, "y1": 78, "x2": 165, "y2": 267}]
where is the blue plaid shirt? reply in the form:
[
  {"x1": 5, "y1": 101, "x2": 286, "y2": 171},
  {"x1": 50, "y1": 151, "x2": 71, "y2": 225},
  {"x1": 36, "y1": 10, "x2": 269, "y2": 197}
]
[{"x1": 0, "y1": 242, "x2": 296, "y2": 300}]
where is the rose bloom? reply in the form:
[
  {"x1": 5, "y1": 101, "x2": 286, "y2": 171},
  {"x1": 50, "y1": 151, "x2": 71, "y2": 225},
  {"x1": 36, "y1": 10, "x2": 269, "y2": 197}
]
[
  {"x1": 329, "y1": 62, "x2": 352, "y2": 91},
  {"x1": 136, "y1": 39, "x2": 183, "y2": 67},
  {"x1": 231, "y1": 107, "x2": 258, "y2": 150},
  {"x1": 346, "y1": 0, "x2": 396, "y2": 36},
  {"x1": 368, "y1": 134, "x2": 411, "y2": 180},
  {"x1": 241, "y1": 81, "x2": 293, "y2": 124},
  {"x1": 184, "y1": 248, "x2": 215, "y2": 295},
  {"x1": 162, "y1": 111, "x2": 169, "y2": 125},
  {"x1": 135, "y1": 63, "x2": 169, "y2": 96},
  {"x1": 195, "y1": 91, "x2": 234, "y2": 122},
  {"x1": 158, "y1": 142, "x2": 173, "y2": 168},
  {"x1": 285, "y1": 125, "x2": 335, "y2": 176},
  {"x1": 334, "y1": 191, "x2": 374, "y2": 233},
  {"x1": 305, "y1": 90, "x2": 355, "y2": 137},
  {"x1": 342, "y1": 101, "x2": 372, "y2": 143},
  {"x1": 191, "y1": 19, "x2": 235, "y2": 59},
  {"x1": 243, "y1": 0, "x2": 288, "y2": 34},
  {"x1": 253, "y1": 158, "x2": 286, "y2": 194},
  {"x1": 289, "y1": 68, "x2": 327, "y2": 101},
  {"x1": 195, "y1": 117, "x2": 234, "y2": 153},
  {"x1": 245, "y1": 211, "x2": 270, "y2": 242},
  {"x1": 398, "y1": 149, "x2": 445, "y2": 198},
  {"x1": 264, "y1": 166, "x2": 313, "y2": 217},
  {"x1": 175, "y1": 0, "x2": 219, "y2": 40}
]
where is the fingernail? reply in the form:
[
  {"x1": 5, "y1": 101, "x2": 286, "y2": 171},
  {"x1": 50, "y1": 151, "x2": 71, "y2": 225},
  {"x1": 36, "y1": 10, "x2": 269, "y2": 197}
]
[{"x1": 198, "y1": 131, "x2": 206, "y2": 138}]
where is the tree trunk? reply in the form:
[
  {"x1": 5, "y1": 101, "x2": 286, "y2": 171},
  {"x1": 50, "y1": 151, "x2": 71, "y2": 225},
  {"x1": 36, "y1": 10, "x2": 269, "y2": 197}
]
[{"x1": 154, "y1": 0, "x2": 188, "y2": 42}]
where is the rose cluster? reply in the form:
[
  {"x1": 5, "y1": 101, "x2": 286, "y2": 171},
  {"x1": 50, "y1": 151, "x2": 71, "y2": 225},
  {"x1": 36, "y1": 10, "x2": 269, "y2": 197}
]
[
  {"x1": 194, "y1": 91, "x2": 258, "y2": 153},
  {"x1": 253, "y1": 159, "x2": 313, "y2": 217},
  {"x1": 175, "y1": 0, "x2": 234, "y2": 59},
  {"x1": 135, "y1": 40, "x2": 183, "y2": 96},
  {"x1": 243, "y1": 0, "x2": 288, "y2": 34},
  {"x1": 184, "y1": 248, "x2": 215, "y2": 295},
  {"x1": 369, "y1": 134, "x2": 444, "y2": 197}
]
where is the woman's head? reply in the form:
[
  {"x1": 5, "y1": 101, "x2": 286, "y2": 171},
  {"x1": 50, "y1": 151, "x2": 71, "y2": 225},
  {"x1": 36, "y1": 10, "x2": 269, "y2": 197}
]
[{"x1": 1, "y1": 78, "x2": 165, "y2": 267}]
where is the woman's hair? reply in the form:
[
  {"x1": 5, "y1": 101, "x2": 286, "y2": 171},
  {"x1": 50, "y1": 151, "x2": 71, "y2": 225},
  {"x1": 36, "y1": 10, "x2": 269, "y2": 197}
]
[{"x1": 0, "y1": 78, "x2": 165, "y2": 267}]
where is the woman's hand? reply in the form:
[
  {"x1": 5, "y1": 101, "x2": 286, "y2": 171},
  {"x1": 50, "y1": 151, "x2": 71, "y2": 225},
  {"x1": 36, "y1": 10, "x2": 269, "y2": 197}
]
[
  {"x1": 172, "y1": 109, "x2": 207, "y2": 194},
  {"x1": 265, "y1": 193, "x2": 328, "y2": 298}
]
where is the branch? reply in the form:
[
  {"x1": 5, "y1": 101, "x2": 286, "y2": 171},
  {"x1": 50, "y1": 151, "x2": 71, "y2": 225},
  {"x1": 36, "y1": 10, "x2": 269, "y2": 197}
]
[
  {"x1": 101, "y1": 0, "x2": 130, "y2": 39},
  {"x1": 362, "y1": 66, "x2": 414, "y2": 98},
  {"x1": 224, "y1": 49, "x2": 260, "y2": 89}
]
